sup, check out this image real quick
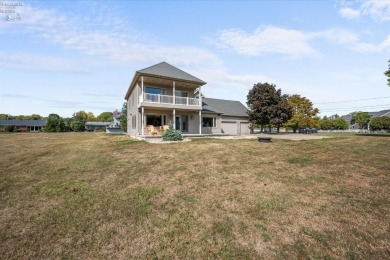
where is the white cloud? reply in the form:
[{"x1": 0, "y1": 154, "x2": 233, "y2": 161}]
[
  {"x1": 338, "y1": 0, "x2": 390, "y2": 22},
  {"x1": 339, "y1": 7, "x2": 361, "y2": 19},
  {"x1": 213, "y1": 24, "x2": 390, "y2": 57},
  {"x1": 214, "y1": 26, "x2": 317, "y2": 58},
  {"x1": 311, "y1": 29, "x2": 359, "y2": 45},
  {"x1": 361, "y1": 0, "x2": 390, "y2": 22},
  {"x1": 312, "y1": 29, "x2": 390, "y2": 53},
  {"x1": 0, "y1": 4, "x2": 221, "y2": 71},
  {"x1": 0, "y1": 51, "x2": 89, "y2": 72}
]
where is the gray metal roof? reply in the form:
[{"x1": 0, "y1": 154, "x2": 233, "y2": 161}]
[
  {"x1": 85, "y1": 122, "x2": 112, "y2": 126},
  {"x1": 202, "y1": 98, "x2": 248, "y2": 117},
  {"x1": 137, "y1": 62, "x2": 206, "y2": 84},
  {"x1": 0, "y1": 120, "x2": 46, "y2": 126},
  {"x1": 341, "y1": 109, "x2": 390, "y2": 122}
]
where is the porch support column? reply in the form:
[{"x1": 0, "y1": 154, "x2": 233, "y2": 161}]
[
  {"x1": 173, "y1": 81, "x2": 175, "y2": 104},
  {"x1": 173, "y1": 109, "x2": 176, "y2": 129},
  {"x1": 141, "y1": 76, "x2": 144, "y2": 102},
  {"x1": 199, "y1": 110, "x2": 202, "y2": 134},
  {"x1": 199, "y1": 85, "x2": 202, "y2": 107},
  {"x1": 141, "y1": 107, "x2": 144, "y2": 136}
]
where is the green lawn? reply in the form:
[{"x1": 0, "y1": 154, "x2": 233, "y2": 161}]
[{"x1": 0, "y1": 133, "x2": 389, "y2": 259}]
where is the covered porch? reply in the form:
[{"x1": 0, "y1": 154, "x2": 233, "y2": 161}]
[{"x1": 139, "y1": 107, "x2": 203, "y2": 136}]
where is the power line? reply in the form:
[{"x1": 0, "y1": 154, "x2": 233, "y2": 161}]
[
  {"x1": 314, "y1": 96, "x2": 390, "y2": 104},
  {"x1": 319, "y1": 103, "x2": 390, "y2": 112}
]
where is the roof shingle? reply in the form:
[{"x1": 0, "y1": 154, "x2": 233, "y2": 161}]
[
  {"x1": 202, "y1": 98, "x2": 248, "y2": 117},
  {"x1": 138, "y1": 62, "x2": 206, "y2": 84}
]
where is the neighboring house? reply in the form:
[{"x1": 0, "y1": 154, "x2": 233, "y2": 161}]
[
  {"x1": 341, "y1": 109, "x2": 390, "y2": 130},
  {"x1": 85, "y1": 122, "x2": 111, "y2": 131},
  {"x1": 0, "y1": 120, "x2": 46, "y2": 132},
  {"x1": 109, "y1": 109, "x2": 121, "y2": 128},
  {"x1": 124, "y1": 62, "x2": 249, "y2": 136}
]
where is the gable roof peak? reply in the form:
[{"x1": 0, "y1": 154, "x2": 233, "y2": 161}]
[{"x1": 137, "y1": 61, "x2": 206, "y2": 85}]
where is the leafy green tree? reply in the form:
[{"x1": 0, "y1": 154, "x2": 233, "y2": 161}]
[
  {"x1": 285, "y1": 94, "x2": 320, "y2": 133},
  {"x1": 72, "y1": 110, "x2": 88, "y2": 132},
  {"x1": 45, "y1": 114, "x2": 65, "y2": 132},
  {"x1": 30, "y1": 114, "x2": 43, "y2": 120},
  {"x1": 87, "y1": 112, "x2": 96, "y2": 122},
  {"x1": 97, "y1": 112, "x2": 113, "y2": 122},
  {"x1": 48, "y1": 114, "x2": 60, "y2": 119},
  {"x1": 120, "y1": 102, "x2": 127, "y2": 132},
  {"x1": 0, "y1": 114, "x2": 9, "y2": 119},
  {"x1": 63, "y1": 117, "x2": 73, "y2": 132},
  {"x1": 320, "y1": 116, "x2": 332, "y2": 130},
  {"x1": 370, "y1": 116, "x2": 390, "y2": 131},
  {"x1": 352, "y1": 112, "x2": 372, "y2": 130},
  {"x1": 385, "y1": 59, "x2": 390, "y2": 87},
  {"x1": 247, "y1": 82, "x2": 292, "y2": 133},
  {"x1": 12, "y1": 114, "x2": 43, "y2": 120},
  {"x1": 331, "y1": 117, "x2": 349, "y2": 130}
]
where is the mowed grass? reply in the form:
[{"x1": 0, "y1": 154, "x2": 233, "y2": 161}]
[{"x1": 0, "y1": 133, "x2": 389, "y2": 259}]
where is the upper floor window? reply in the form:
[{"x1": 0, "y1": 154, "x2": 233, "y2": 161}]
[
  {"x1": 175, "y1": 90, "x2": 188, "y2": 97},
  {"x1": 146, "y1": 87, "x2": 166, "y2": 95}
]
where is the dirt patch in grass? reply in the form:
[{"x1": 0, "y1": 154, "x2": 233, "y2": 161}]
[{"x1": 0, "y1": 132, "x2": 389, "y2": 259}]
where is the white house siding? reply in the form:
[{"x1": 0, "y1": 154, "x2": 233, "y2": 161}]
[
  {"x1": 127, "y1": 83, "x2": 139, "y2": 136},
  {"x1": 201, "y1": 113, "x2": 221, "y2": 134}
]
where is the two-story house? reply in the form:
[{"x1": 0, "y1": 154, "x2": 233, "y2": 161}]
[{"x1": 124, "y1": 62, "x2": 250, "y2": 137}]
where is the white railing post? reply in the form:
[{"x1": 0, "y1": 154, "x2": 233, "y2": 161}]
[
  {"x1": 187, "y1": 97, "x2": 189, "y2": 106},
  {"x1": 199, "y1": 86, "x2": 202, "y2": 107},
  {"x1": 158, "y1": 94, "x2": 160, "y2": 103}
]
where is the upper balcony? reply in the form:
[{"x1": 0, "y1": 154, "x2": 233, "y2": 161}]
[{"x1": 139, "y1": 93, "x2": 201, "y2": 110}]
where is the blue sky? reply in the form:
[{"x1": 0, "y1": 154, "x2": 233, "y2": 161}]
[{"x1": 1, "y1": 0, "x2": 390, "y2": 118}]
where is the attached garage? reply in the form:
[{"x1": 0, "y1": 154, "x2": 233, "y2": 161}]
[
  {"x1": 240, "y1": 122, "x2": 250, "y2": 134},
  {"x1": 202, "y1": 98, "x2": 250, "y2": 135},
  {"x1": 221, "y1": 121, "x2": 238, "y2": 135}
]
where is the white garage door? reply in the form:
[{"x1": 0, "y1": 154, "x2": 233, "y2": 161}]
[
  {"x1": 221, "y1": 121, "x2": 238, "y2": 135},
  {"x1": 240, "y1": 122, "x2": 250, "y2": 134}
]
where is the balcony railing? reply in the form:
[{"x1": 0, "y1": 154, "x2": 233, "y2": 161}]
[{"x1": 141, "y1": 93, "x2": 200, "y2": 106}]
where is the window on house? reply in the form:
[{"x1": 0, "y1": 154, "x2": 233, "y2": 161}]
[
  {"x1": 132, "y1": 115, "x2": 136, "y2": 129},
  {"x1": 203, "y1": 117, "x2": 216, "y2": 127},
  {"x1": 146, "y1": 87, "x2": 166, "y2": 95},
  {"x1": 175, "y1": 90, "x2": 188, "y2": 97}
]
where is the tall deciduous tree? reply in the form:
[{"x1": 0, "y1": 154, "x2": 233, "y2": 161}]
[
  {"x1": 385, "y1": 59, "x2": 390, "y2": 87},
  {"x1": 352, "y1": 111, "x2": 372, "y2": 130},
  {"x1": 247, "y1": 82, "x2": 292, "y2": 133},
  {"x1": 97, "y1": 112, "x2": 113, "y2": 122},
  {"x1": 0, "y1": 114, "x2": 9, "y2": 119},
  {"x1": 120, "y1": 102, "x2": 127, "y2": 132},
  {"x1": 370, "y1": 116, "x2": 390, "y2": 131},
  {"x1": 86, "y1": 112, "x2": 96, "y2": 122},
  {"x1": 285, "y1": 94, "x2": 320, "y2": 133},
  {"x1": 45, "y1": 114, "x2": 65, "y2": 132},
  {"x1": 72, "y1": 110, "x2": 88, "y2": 132}
]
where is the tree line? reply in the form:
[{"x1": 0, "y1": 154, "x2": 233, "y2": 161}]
[{"x1": 246, "y1": 83, "x2": 390, "y2": 132}]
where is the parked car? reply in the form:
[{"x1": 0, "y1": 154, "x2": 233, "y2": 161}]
[{"x1": 299, "y1": 127, "x2": 317, "y2": 134}]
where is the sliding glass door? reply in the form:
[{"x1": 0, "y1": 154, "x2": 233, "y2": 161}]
[{"x1": 175, "y1": 115, "x2": 188, "y2": 132}]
